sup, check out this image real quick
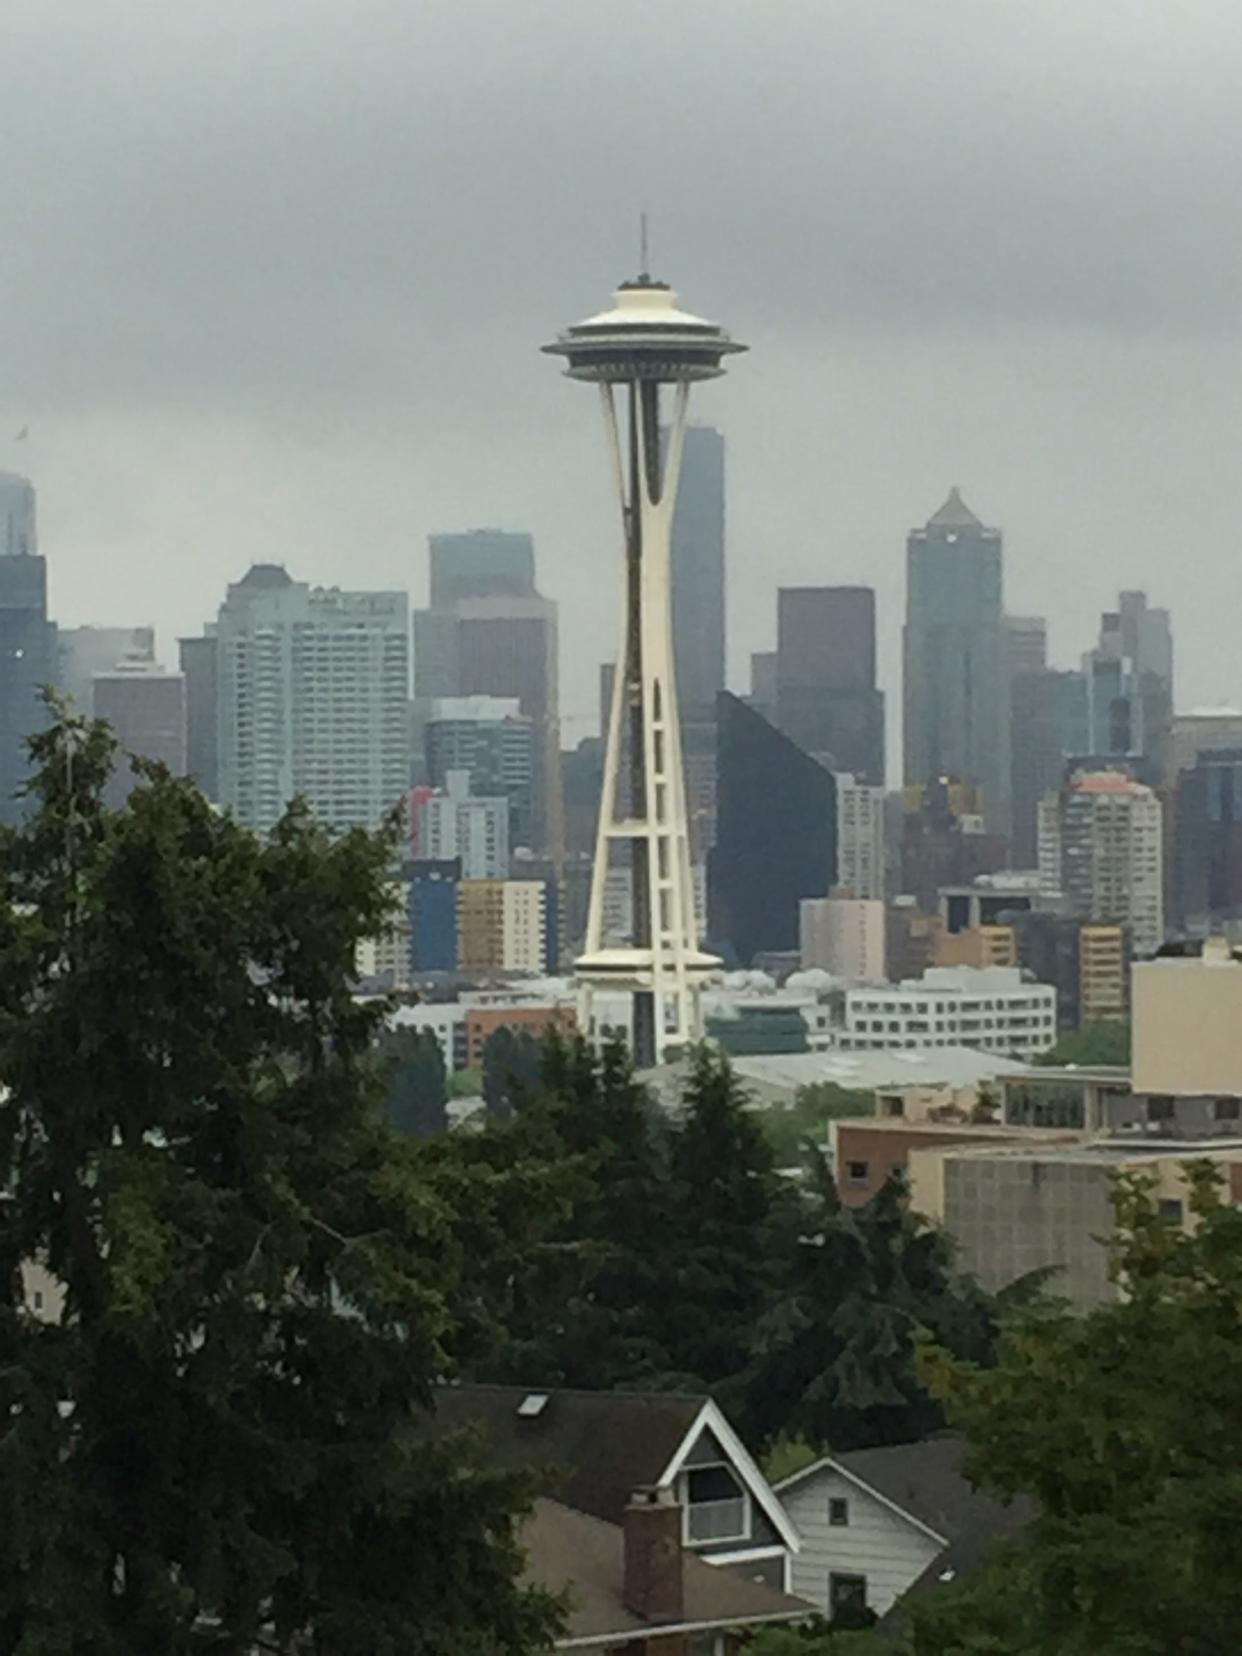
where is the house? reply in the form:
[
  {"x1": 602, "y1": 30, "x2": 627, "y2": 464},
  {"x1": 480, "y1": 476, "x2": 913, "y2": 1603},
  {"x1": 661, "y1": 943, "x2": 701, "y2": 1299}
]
[
  {"x1": 775, "y1": 1437, "x2": 1032, "y2": 1622},
  {"x1": 522, "y1": 1491, "x2": 810, "y2": 1652},
  {"x1": 430, "y1": 1384, "x2": 801, "y2": 1591}
]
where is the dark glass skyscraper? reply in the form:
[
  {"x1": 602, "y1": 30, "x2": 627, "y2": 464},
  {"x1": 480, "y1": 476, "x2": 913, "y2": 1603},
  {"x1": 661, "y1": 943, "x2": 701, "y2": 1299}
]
[
  {"x1": 709, "y1": 691, "x2": 836, "y2": 966},
  {"x1": 670, "y1": 426, "x2": 725, "y2": 724},
  {"x1": 1174, "y1": 749, "x2": 1242, "y2": 933},
  {"x1": 0, "y1": 551, "x2": 55, "y2": 824},
  {"x1": 775, "y1": 585, "x2": 884, "y2": 784},
  {"x1": 903, "y1": 489, "x2": 1009, "y2": 835}
]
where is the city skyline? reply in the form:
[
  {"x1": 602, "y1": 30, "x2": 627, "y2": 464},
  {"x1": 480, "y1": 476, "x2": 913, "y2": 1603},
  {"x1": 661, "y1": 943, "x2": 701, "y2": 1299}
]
[{"x1": 6, "y1": 2, "x2": 1242, "y2": 749}]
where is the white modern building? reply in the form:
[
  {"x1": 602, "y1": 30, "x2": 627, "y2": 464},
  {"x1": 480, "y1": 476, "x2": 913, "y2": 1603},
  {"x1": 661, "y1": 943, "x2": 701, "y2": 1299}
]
[
  {"x1": 1038, "y1": 770, "x2": 1164, "y2": 956},
  {"x1": 835, "y1": 966, "x2": 1056, "y2": 1059},
  {"x1": 544, "y1": 270, "x2": 744, "y2": 1065},
  {"x1": 835, "y1": 773, "x2": 885, "y2": 900},
  {"x1": 416, "y1": 768, "x2": 510, "y2": 880},
  {"x1": 214, "y1": 565, "x2": 409, "y2": 835},
  {"x1": 800, "y1": 895, "x2": 885, "y2": 982}
]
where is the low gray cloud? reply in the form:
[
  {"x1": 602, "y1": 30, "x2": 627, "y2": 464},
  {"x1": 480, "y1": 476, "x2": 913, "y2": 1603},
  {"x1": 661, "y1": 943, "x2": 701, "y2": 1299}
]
[{"x1": 3, "y1": 0, "x2": 1241, "y2": 738}]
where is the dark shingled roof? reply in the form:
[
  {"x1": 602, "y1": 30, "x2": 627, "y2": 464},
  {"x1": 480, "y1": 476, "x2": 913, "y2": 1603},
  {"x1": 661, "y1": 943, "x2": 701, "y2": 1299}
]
[
  {"x1": 427, "y1": 1384, "x2": 704, "y2": 1524},
  {"x1": 522, "y1": 1499, "x2": 809, "y2": 1647}
]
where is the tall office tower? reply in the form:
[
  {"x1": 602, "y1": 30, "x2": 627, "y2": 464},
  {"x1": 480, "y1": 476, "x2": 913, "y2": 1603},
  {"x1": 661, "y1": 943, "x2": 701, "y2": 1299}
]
[
  {"x1": 213, "y1": 565, "x2": 409, "y2": 836},
  {"x1": 1071, "y1": 590, "x2": 1173, "y2": 782},
  {"x1": 0, "y1": 472, "x2": 37, "y2": 557},
  {"x1": 1007, "y1": 912, "x2": 1130, "y2": 1030},
  {"x1": 903, "y1": 488, "x2": 1009, "y2": 835},
  {"x1": 835, "y1": 772, "x2": 886, "y2": 899},
  {"x1": 800, "y1": 895, "x2": 886, "y2": 981},
  {"x1": 709, "y1": 692, "x2": 837, "y2": 967},
  {"x1": 1173, "y1": 749, "x2": 1242, "y2": 933},
  {"x1": 1004, "y1": 615, "x2": 1047, "y2": 678},
  {"x1": 1169, "y1": 707, "x2": 1242, "y2": 783},
  {"x1": 749, "y1": 650, "x2": 777, "y2": 720},
  {"x1": 0, "y1": 483, "x2": 55, "y2": 825},
  {"x1": 544, "y1": 270, "x2": 744, "y2": 1064},
  {"x1": 424, "y1": 695, "x2": 534, "y2": 848},
  {"x1": 414, "y1": 769, "x2": 510, "y2": 880},
  {"x1": 457, "y1": 878, "x2": 549, "y2": 973},
  {"x1": 670, "y1": 425, "x2": 726, "y2": 723},
  {"x1": 413, "y1": 532, "x2": 559, "y2": 859},
  {"x1": 1037, "y1": 771, "x2": 1164, "y2": 957},
  {"x1": 776, "y1": 586, "x2": 885, "y2": 784},
  {"x1": 178, "y1": 633, "x2": 219, "y2": 799},
  {"x1": 93, "y1": 662, "x2": 187, "y2": 809},
  {"x1": 428, "y1": 529, "x2": 535, "y2": 608},
  {"x1": 1010, "y1": 668, "x2": 1077, "y2": 868},
  {"x1": 56, "y1": 625, "x2": 155, "y2": 712}
]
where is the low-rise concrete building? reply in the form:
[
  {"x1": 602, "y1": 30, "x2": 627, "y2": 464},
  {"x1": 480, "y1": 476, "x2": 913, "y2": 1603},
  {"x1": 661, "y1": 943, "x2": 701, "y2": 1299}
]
[
  {"x1": 835, "y1": 967, "x2": 1057, "y2": 1060},
  {"x1": 1133, "y1": 941, "x2": 1242, "y2": 1099}
]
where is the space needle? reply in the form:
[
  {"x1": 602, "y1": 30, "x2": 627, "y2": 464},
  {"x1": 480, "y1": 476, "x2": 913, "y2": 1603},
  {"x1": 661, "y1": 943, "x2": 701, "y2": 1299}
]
[{"x1": 544, "y1": 262, "x2": 746, "y2": 1066}]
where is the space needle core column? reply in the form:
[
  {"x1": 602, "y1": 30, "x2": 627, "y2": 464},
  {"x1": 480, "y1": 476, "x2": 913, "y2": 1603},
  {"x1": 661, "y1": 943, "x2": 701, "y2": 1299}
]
[{"x1": 544, "y1": 273, "x2": 745, "y2": 1066}]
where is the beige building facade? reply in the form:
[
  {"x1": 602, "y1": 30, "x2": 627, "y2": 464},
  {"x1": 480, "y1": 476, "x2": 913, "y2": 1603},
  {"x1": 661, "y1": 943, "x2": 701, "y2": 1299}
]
[{"x1": 1132, "y1": 943, "x2": 1242, "y2": 1098}]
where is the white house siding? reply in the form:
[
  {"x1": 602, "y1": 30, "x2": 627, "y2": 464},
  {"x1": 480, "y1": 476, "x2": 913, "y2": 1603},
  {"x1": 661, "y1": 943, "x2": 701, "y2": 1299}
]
[{"x1": 780, "y1": 1465, "x2": 942, "y2": 1618}]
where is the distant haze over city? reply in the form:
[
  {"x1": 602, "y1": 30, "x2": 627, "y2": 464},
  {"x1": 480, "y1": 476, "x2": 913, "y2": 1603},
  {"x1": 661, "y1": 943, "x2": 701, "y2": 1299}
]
[{"x1": 6, "y1": 0, "x2": 1242, "y2": 746}]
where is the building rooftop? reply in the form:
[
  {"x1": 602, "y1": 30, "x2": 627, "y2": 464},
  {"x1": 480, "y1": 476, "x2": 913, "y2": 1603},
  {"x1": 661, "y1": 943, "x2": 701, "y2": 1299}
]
[
  {"x1": 521, "y1": 1498, "x2": 808, "y2": 1647},
  {"x1": 924, "y1": 486, "x2": 984, "y2": 531},
  {"x1": 934, "y1": 1138, "x2": 1242, "y2": 1168},
  {"x1": 651, "y1": 1046, "x2": 1029, "y2": 1099},
  {"x1": 1068, "y1": 770, "x2": 1153, "y2": 796}
]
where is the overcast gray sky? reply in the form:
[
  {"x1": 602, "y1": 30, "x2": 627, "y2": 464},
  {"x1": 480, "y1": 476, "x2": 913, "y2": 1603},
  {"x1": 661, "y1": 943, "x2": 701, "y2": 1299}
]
[{"x1": 5, "y1": 0, "x2": 1242, "y2": 753}]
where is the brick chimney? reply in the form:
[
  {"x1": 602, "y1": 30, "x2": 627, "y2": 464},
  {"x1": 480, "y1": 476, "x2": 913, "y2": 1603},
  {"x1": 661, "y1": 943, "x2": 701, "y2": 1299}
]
[{"x1": 622, "y1": 1485, "x2": 684, "y2": 1626}]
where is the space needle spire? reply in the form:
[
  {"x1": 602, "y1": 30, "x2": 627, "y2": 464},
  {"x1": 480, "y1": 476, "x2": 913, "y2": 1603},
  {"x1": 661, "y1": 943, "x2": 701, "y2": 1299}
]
[{"x1": 544, "y1": 268, "x2": 746, "y2": 1066}]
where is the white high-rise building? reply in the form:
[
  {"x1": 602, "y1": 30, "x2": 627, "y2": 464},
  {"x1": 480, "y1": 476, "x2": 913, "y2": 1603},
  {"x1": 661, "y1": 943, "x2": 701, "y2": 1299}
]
[
  {"x1": 1038, "y1": 771, "x2": 1164, "y2": 957},
  {"x1": 835, "y1": 773, "x2": 886, "y2": 900},
  {"x1": 416, "y1": 769, "x2": 510, "y2": 880},
  {"x1": 544, "y1": 270, "x2": 744, "y2": 1064},
  {"x1": 214, "y1": 565, "x2": 409, "y2": 836}
]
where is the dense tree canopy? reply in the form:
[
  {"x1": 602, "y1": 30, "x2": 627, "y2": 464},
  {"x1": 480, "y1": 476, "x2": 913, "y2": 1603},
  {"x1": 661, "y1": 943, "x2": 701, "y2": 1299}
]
[
  {"x1": 379, "y1": 1024, "x2": 448, "y2": 1137},
  {"x1": 1035, "y1": 1019, "x2": 1131, "y2": 1067},
  {"x1": 0, "y1": 712, "x2": 560, "y2": 1655},
  {"x1": 911, "y1": 1164, "x2": 1242, "y2": 1655}
]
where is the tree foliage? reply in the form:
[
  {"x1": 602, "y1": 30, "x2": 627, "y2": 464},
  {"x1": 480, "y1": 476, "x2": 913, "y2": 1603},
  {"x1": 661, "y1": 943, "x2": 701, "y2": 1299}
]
[
  {"x1": 0, "y1": 711, "x2": 560, "y2": 1655},
  {"x1": 1035, "y1": 1020, "x2": 1131, "y2": 1067},
  {"x1": 379, "y1": 1024, "x2": 448, "y2": 1137},
  {"x1": 481, "y1": 1027, "x2": 544, "y2": 1119},
  {"x1": 734, "y1": 1152, "x2": 997, "y2": 1451},
  {"x1": 911, "y1": 1164, "x2": 1242, "y2": 1655}
]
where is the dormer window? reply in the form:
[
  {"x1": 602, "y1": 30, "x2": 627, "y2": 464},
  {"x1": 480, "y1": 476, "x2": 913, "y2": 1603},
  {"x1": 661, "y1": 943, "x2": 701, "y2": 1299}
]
[{"x1": 681, "y1": 1464, "x2": 749, "y2": 1544}]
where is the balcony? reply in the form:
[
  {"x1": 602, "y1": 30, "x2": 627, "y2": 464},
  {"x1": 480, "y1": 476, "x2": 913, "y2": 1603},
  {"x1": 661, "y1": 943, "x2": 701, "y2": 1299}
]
[{"x1": 686, "y1": 1496, "x2": 747, "y2": 1543}]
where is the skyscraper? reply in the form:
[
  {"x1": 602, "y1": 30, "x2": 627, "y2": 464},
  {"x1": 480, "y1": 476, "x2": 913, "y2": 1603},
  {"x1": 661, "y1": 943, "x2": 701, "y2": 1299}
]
[
  {"x1": 1004, "y1": 615, "x2": 1047, "y2": 678},
  {"x1": 776, "y1": 586, "x2": 884, "y2": 784},
  {"x1": 92, "y1": 662, "x2": 186, "y2": 809},
  {"x1": 413, "y1": 531, "x2": 559, "y2": 859},
  {"x1": 425, "y1": 695, "x2": 534, "y2": 848},
  {"x1": 1070, "y1": 591, "x2": 1173, "y2": 783},
  {"x1": 414, "y1": 769, "x2": 510, "y2": 880},
  {"x1": 0, "y1": 474, "x2": 55, "y2": 824},
  {"x1": 1037, "y1": 771, "x2": 1164, "y2": 957},
  {"x1": 178, "y1": 633, "x2": 219, "y2": 800},
  {"x1": 709, "y1": 692, "x2": 837, "y2": 967},
  {"x1": 0, "y1": 472, "x2": 37, "y2": 558},
  {"x1": 1173, "y1": 749, "x2": 1242, "y2": 933},
  {"x1": 57, "y1": 625, "x2": 155, "y2": 712},
  {"x1": 213, "y1": 565, "x2": 409, "y2": 836},
  {"x1": 545, "y1": 271, "x2": 744, "y2": 1063},
  {"x1": 903, "y1": 488, "x2": 1009, "y2": 835},
  {"x1": 670, "y1": 425, "x2": 726, "y2": 723},
  {"x1": 1010, "y1": 667, "x2": 1077, "y2": 867}
]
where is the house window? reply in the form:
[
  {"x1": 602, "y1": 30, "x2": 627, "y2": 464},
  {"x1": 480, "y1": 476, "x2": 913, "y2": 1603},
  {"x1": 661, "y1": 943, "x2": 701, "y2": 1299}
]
[
  {"x1": 1158, "y1": 1198, "x2": 1184, "y2": 1226},
  {"x1": 683, "y1": 1465, "x2": 748, "y2": 1543},
  {"x1": 1214, "y1": 1097, "x2": 1241, "y2": 1122},
  {"x1": 846, "y1": 1161, "x2": 869, "y2": 1187},
  {"x1": 1147, "y1": 1096, "x2": 1175, "y2": 1124},
  {"x1": 828, "y1": 1497, "x2": 849, "y2": 1527},
  {"x1": 829, "y1": 1572, "x2": 869, "y2": 1625}
]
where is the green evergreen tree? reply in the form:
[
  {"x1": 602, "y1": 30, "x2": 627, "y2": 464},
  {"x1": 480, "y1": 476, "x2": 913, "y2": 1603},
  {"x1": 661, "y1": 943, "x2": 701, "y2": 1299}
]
[
  {"x1": 0, "y1": 711, "x2": 558, "y2": 1655},
  {"x1": 661, "y1": 1047, "x2": 801, "y2": 1389},
  {"x1": 478, "y1": 1036, "x2": 678, "y2": 1388},
  {"x1": 379, "y1": 1024, "x2": 448, "y2": 1136},
  {"x1": 911, "y1": 1164, "x2": 1242, "y2": 1656},
  {"x1": 736, "y1": 1152, "x2": 997, "y2": 1451},
  {"x1": 481, "y1": 1026, "x2": 543, "y2": 1119}
]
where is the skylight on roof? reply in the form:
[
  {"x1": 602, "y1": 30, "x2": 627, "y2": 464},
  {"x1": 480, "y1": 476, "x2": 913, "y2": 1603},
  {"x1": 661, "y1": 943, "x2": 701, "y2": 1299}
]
[{"x1": 517, "y1": 1393, "x2": 549, "y2": 1418}]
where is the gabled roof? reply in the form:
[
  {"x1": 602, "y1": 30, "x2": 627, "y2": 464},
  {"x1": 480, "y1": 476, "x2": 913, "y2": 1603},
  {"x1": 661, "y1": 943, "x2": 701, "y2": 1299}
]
[
  {"x1": 428, "y1": 1385, "x2": 800, "y2": 1552},
  {"x1": 429, "y1": 1384, "x2": 700, "y2": 1525},
  {"x1": 926, "y1": 487, "x2": 983, "y2": 531},
  {"x1": 777, "y1": 1437, "x2": 1032, "y2": 1567},
  {"x1": 523, "y1": 1499, "x2": 810, "y2": 1649}
]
